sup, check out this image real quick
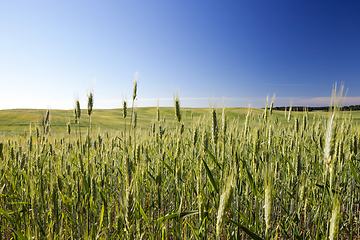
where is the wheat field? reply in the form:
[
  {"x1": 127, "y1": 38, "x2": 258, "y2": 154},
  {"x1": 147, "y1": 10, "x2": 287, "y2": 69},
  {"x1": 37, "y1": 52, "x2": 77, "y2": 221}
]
[{"x1": 0, "y1": 86, "x2": 359, "y2": 239}]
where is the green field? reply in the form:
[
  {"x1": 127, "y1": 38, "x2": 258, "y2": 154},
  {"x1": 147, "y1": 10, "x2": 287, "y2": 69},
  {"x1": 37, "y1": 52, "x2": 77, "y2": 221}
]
[
  {"x1": 1, "y1": 107, "x2": 360, "y2": 135},
  {"x1": 0, "y1": 105, "x2": 360, "y2": 239},
  {"x1": 0, "y1": 107, "x2": 252, "y2": 135}
]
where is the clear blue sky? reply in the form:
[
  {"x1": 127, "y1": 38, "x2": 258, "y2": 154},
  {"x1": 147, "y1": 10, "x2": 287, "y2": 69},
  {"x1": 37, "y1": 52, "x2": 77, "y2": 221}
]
[{"x1": 1, "y1": 0, "x2": 360, "y2": 109}]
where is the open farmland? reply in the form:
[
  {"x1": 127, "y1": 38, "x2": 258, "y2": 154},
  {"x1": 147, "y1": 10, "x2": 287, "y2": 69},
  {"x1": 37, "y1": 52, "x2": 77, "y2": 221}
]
[
  {"x1": 1, "y1": 107, "x2": 359, "y2": 135},
  {"x1": 0, "y1": 101, "x2": 360, "y2": 239},
  {"x1": 3, "y1": 0, "x2": 360, "y2": 238}
]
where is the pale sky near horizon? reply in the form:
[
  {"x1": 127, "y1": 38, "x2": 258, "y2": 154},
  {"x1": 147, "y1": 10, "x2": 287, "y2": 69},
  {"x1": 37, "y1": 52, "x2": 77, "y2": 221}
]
[{"x1": 1, "y1": 1, "x2": 360, "y2": 109}]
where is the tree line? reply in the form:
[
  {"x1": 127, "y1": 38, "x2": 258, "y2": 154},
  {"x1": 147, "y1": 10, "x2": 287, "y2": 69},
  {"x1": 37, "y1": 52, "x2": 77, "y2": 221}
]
[{"x1": 270, "y1": 105, "x2": 360, "y2": 112}]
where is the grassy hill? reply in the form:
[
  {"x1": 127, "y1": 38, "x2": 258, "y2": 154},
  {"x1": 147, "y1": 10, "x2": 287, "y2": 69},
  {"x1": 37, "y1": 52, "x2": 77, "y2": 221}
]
[{"x1": 0, "y1": 107, "x2": 359, "y2": 136}]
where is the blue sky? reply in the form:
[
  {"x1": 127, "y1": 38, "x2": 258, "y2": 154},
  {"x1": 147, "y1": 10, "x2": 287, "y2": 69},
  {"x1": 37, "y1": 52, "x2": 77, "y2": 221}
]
[{"x1": 1, "y1": 1, "x2": 360, "y2": 109}]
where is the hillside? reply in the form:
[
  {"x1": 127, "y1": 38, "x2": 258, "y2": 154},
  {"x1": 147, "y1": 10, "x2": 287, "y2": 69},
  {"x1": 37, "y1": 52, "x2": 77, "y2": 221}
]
[{"x1": 0, "y1": 107, "x2": 359, "y2": 136}]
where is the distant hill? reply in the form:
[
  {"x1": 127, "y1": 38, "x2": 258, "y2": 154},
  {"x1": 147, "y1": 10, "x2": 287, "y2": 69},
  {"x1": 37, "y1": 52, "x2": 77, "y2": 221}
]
[
  {"x1": 0, "y1": 107, "x2": 251, "y2": 135},
  {"x1": 1, "y1": 107, "x2": 359, "y2": 136}
]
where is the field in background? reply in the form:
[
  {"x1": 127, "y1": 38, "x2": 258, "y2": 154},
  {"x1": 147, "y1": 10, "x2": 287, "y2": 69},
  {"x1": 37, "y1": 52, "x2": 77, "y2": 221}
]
[
  {"x1": 1, "y1": 107, "x2": 360, "y2": 135},
  {"x1": 0, "y1": 103, "x2": 360, "y2": 239}
]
